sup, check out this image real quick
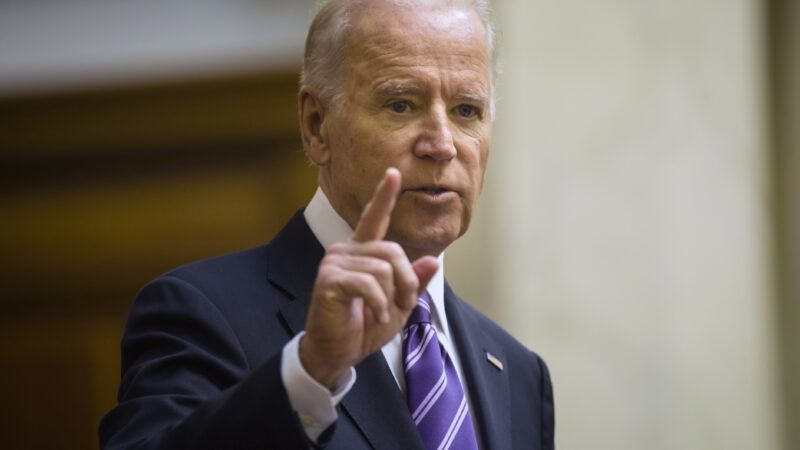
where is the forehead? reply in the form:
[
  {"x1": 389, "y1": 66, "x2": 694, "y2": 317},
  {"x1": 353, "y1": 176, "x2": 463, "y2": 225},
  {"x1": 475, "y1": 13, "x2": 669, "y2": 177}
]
[{"x1": 344, "y1": 2, "x2": 490, "y2": 91}]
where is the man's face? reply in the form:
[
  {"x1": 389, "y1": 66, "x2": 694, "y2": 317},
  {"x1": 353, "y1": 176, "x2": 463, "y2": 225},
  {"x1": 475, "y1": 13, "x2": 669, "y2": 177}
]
[{"x1": 320, "y1": 3, "x2": 492, "y2": 259}]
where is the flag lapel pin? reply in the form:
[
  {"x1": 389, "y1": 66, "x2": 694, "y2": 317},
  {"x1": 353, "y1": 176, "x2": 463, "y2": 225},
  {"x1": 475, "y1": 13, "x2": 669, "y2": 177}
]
[{"x1": 486, "y1": 352, "x2": 503, "y2": 371}]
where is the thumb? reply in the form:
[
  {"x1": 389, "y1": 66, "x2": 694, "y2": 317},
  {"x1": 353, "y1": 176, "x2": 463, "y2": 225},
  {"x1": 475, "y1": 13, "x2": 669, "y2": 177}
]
[{"x1": 412, "y1": 256, "x2": 439, "y2": 297}]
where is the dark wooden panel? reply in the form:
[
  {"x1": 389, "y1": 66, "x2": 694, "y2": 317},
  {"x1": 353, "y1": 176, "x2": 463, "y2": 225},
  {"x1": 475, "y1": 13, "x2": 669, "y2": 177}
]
[
  {"x1": 0, "y1": 359, "x2": 93, "y2": 450},
  {"x1": 0, "y1": 149, "x2": 316, "y2": 311},
  {"x1": 0, "y1": 69, "x2": 316, "y2": 312},
  {"x1": 0, "y1": 68, "x2": 318, "y2": 450},
  {"x1": 0, "y1": 315, "x2": 125, "y2": 450},
  {"x1": 0, "y1": 71, "x2": 301, "y2": 159}
]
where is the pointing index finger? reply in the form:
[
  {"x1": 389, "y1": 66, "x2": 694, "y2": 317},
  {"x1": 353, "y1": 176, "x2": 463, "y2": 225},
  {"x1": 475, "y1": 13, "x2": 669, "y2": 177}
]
[{"x1": 352, "y1": 167, "x2": 401, "y2": 242}]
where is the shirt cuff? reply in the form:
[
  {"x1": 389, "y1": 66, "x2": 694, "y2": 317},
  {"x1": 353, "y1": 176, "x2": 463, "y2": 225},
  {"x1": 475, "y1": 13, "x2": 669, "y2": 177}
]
[{"x1": 280, "y1": 331, "x2": 357, "y2": 442}]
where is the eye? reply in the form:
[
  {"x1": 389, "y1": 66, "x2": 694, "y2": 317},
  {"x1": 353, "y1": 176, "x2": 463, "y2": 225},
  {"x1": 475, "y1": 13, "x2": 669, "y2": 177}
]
[
  {"x1": 388, "y1": 101, "x2": 410, "y2": 114},
  {"x1": 455, "y1": 104, "x2": 478, "y2": 119}
]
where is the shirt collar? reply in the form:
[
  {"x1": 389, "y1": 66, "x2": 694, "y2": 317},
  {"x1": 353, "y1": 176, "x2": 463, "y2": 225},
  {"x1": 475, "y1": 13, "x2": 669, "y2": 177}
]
[{"x1": 303, "y1": 187, "x2": 447, "y2": 325}]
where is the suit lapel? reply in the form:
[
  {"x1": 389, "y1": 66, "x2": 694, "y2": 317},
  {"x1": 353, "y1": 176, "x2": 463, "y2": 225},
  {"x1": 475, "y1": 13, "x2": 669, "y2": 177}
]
[
  {"x1": 268, "y1": 211, "x2": 424, "y2": 450},
  {"x1": 340, "y1": 355, "x2": 425, "y2": 450},
  {"x1": 445, "y1": 283, "x2": 511, "y2": 450},
  {"x1": 266, "y1": 210, "x2": 324, "y2": 302}
]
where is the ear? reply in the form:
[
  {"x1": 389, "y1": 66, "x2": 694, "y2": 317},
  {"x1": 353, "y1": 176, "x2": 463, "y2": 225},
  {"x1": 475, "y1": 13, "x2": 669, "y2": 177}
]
[{"x1": 298, "y1": 86, "x2": 331, "y2": 166}]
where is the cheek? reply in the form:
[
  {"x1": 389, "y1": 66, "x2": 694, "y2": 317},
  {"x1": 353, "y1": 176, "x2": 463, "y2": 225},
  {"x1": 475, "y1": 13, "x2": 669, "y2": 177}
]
[
  {"x1": 479, "y1": 146, "x2": 490, "y2": 185},
  {"x1": 366, "y1": 132, "x2": 416, "y2": 171},
  {"x1": 462, "y1": 138, "x2": 490, "y2": 186}
]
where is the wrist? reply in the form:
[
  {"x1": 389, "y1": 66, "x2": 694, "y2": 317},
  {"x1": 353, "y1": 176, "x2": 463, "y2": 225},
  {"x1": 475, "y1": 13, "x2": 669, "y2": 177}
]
[{"x1": 299, "y1": 335, "x2": 350, "y2": 391}]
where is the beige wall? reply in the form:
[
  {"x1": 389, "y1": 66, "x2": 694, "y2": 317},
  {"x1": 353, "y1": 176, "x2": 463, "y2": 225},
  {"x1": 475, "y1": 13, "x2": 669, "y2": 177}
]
[{"x1": 448, "y1": 1, "x2": 784, "y2": 449}]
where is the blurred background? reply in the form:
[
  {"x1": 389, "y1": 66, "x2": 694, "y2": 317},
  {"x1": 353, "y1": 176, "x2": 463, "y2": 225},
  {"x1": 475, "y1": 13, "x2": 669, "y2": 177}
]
[{"x1": 0, "y1": 0, "x2": 796, "y2": 449}]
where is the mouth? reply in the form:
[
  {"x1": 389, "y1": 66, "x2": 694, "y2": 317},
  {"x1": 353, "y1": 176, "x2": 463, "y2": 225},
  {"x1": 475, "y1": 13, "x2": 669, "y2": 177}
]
[
  {"x1": 418, "y1": 188, "x2": 449, "y2": 196},
  {"x1": 404, "y1": 185, "x2": 459, "y2": 200}
]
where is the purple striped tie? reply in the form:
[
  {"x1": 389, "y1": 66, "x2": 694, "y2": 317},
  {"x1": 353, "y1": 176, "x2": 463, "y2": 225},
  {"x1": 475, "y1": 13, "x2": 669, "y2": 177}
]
[{"x1": 402, "y1": 292, "x2": 479, "y2": 450}]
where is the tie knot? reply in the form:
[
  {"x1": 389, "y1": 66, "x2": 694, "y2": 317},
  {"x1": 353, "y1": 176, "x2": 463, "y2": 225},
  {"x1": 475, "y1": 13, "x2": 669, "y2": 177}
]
[{"x1": 406, "y1": 292, "x2": 433, "y2": 326}]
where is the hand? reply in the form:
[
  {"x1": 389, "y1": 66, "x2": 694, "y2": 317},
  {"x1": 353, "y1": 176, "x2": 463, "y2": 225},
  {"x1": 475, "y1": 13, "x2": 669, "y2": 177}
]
[{"x1": 300, "y1": 168, "x2": 439, "y2": 390}]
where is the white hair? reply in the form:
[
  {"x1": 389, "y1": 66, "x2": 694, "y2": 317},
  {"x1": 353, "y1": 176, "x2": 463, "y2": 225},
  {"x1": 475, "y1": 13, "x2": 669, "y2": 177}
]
[{"x1": 300, "y1": 0, "x2": 499, "y2": 117}]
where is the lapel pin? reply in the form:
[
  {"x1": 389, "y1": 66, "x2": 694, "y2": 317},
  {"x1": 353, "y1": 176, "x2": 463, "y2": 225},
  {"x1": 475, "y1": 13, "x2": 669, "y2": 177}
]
[{"x1": 486, "y1": 352, "x2": 503, "y2": 371}]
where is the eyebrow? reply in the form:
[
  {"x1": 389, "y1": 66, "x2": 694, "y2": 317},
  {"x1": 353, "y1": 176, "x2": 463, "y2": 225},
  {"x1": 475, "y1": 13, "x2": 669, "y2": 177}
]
[
  {"x1": 373, "y1": 83, "x2": 489, "y2": 105},
  {"x1": 453, "y1": 92, "x2": 489, "y2": 105},
  {"x1": 373, "y1": 83, "x2": 424, "y2": 97}
]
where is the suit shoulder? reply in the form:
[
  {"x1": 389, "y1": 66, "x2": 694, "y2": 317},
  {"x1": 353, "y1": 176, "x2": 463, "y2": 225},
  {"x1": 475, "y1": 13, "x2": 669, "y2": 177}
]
[
  {"x1": 451, "y1": 295, "x2": 548, "y2": 367},
  {"x1": 451, "y1": 297, "x2": 519, "y2": 346},
  {"x1": 134, "y1": 245, "x2": 280, "y2": 314},
  {"x1": 162, "y1": 245, "x2": 270, "y2": 287}
]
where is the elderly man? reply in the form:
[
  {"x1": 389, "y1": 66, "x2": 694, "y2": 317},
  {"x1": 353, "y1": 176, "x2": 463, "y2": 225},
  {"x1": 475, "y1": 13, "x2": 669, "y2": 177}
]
[{"x1": 99, "y1": 0, "x2": 553, "y2": 449}]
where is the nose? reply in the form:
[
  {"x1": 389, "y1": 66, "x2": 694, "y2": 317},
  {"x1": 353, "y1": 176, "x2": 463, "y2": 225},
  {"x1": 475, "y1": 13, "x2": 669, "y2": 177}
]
[{"x1": 413, "y1": 105, "x2": 457, "y2": 161}]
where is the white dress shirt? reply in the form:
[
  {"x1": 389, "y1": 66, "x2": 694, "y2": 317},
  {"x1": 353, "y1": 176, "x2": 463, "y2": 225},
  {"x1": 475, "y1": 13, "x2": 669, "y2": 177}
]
[{"x1": 280, "y1": 187, "x2": 473, "y2": 442}]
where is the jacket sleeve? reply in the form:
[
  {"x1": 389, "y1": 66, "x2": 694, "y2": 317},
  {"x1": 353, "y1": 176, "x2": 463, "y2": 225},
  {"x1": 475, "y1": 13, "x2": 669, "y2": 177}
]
[
  {"x1": 98, "y1": 275, "x2": 317, "y2": 450},
  {"x1": 537, "y1": 353, "x2": 555, "y2": 450}
]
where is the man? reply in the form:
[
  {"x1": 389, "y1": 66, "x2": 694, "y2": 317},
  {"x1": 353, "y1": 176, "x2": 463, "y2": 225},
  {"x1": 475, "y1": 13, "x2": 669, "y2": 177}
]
[{"x1": 99, "y1": 0, "x2": 554, "y2": 449}]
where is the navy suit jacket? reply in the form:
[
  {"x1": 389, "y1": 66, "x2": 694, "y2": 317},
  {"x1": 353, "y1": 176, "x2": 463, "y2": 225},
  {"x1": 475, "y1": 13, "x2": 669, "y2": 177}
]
[{"x1": 99, "y1": 211, "x2": 554, "y2": 449}]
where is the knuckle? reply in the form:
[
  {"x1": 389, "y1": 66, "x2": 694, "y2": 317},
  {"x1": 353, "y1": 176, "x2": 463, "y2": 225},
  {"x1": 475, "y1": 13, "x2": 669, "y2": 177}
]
[
  {"x1": 320, "y1": 254, "x2": 341, "y2": 268},
  {"x1": 388, "y1": 242, "x2": 404, "y2": 256},
  {"x1": 375, "y1": 260, "x2": 393, "y2": 278},
  {"x1": 325, "y1": 270, "x2": 346, "y2": 288},
  {"x1": 378, "y1": 241, "x2": 404, "y2": 259},
  {"x1": 317, "y1": 262, "x2": 336, "y2": 278},
  {"x1": 328, "y1": 242, "x2": 348, "y2": 255},
  {"x1": 352, "y1": 271, "x2": 374, "y2": 288}
]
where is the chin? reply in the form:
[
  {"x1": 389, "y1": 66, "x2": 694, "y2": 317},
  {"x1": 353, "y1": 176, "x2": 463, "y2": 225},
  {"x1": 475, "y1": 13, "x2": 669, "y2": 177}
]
[
  {"x1": 388, "y1": 199, "x2": 471, "y2": 256},
  {"x1": 389, "y1": 220, "x2": 462, "y2": 258}
]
